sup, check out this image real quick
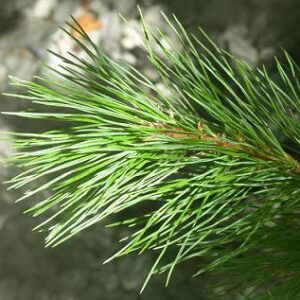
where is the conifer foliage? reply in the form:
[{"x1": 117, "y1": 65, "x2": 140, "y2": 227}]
[{"x1": 4, "y1": 12, "x2": 300, "y2": 298}]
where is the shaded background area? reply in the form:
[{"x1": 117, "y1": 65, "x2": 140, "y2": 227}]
[{"x1": 1, "y1": 0, "x2": 300, "y2": 299}]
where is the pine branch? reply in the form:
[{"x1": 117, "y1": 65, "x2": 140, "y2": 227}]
[
  {"x1": 146, "y1": 121, "x2": 300, "y2": 174},
  {"x1": 3, "y1": 12, "x2": 300, "y2": 297}
]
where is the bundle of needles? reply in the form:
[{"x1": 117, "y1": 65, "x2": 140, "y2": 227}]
[{"x1": 4, "y1": 12, "x2": 300, "y2": 299}]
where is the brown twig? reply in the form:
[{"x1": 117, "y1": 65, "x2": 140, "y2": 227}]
[{"x1": 145, "y1": 121, "x2": 300, "y2": 174}]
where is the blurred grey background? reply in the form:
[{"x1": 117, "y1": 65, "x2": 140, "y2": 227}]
[{"x1": 1, "y1": 0, "x2": 300, "y2": 299}]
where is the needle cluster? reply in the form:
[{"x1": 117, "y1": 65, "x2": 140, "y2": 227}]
[{"x1": 4, "y1": 13, "x2": 300, "y2": 298}]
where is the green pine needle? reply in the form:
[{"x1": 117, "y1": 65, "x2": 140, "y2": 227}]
[{"x1": 3, "y1": 13, "x2": 300, "y2": 298}]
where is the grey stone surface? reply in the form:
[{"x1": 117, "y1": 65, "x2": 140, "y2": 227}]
[
  {"x1": 113, "y1": 0, "x2": 137, "y2": 17},
  {"x1": 100, "y1": 11, "x2": 123, "y2": 59},
  {"x1": 219, "y1": 25, "x2": 259, "y2": 66},
  {"x1": 53, "y1": 0, "x2": 81, "y2": 23}
]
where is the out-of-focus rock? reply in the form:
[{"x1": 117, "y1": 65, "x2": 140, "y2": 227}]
[
  {"x1": 26, "y1": 0, "x2": 58, "y2": 19},
  {"x1": 100, "y1": 11, "x2": 123, "y2": 60},
  {"x1": 10, "y1": 0, "x2": 36, "y2": 14},
  {"x1": 0, "y1": 279, "x2": 18, "y2": 300},
  {"x1": 121, "y1": 52, "x2": 138, "y2": 65},
  {"x1": 0, "y1": 1, "x2": 15, "y2": 19},
  {"x1": 0, "y1": 125, "x2": 14, "y2": 160},
  {"x1": 144, "y1": 5, "x2": 165, "y2": 28},
  {"x1": 118, "y1": 255, "x2": 149, "y2": 291},
  {"x1": 121, "y1": 20, "x2": 142, "y2": 50},
  {"x1": 0, "y1": 18, "x2": 54, "y2": 55},
  {"x1": 259, "y1": 47, "x2": 275, "y2": 61},
  {"x1": 113, "y1": 0, "x2": 137, "y2": 17},
  {"x1": 144, "y1": 67, "x2": 160, "y2": 81},
  {"x1": 0, "y1": 64, "x2": 8, "y2": 92},
  {"x1": 0, "y1": 47, "x2": 39, "y2": 111},
  {"x1": 5, "y1": 48, "x2": 39, "y2": 81},
  {"x1": 219, "y1": 25, "x2": 259, "y2": 66},
  {"x1": 90, "y1": 0, "x2": 109, "y2": 16},
  {"x1": 53, "y1": 0, "x2": 81, "y2": 23}
]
